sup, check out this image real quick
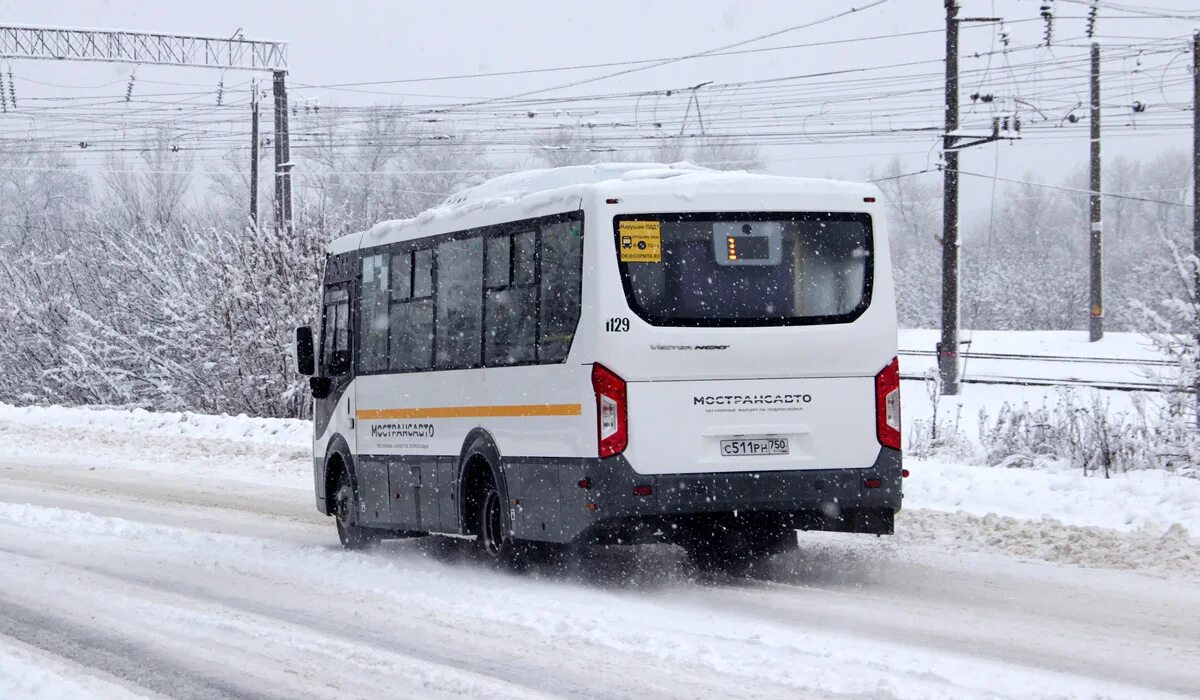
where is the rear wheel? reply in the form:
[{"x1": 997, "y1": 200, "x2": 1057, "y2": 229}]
[
  {"x1": 475, "y1": 472, "x2": 530, "y2": 570},
  {"x1": 684, "y1": 526, "x2": 796, "y2": 577},
  {"x1": 333, "y1": 470, "x2": 380, "y2": 550}
]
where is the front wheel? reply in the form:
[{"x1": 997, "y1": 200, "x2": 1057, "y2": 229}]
[{"x1": 333, "y1": 471, "x2": 380, "y2": 550}]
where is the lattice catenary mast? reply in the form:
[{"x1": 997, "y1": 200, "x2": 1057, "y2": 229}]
[{"x1": 0, "y1": 25, "x2": 292, "y2": 233}]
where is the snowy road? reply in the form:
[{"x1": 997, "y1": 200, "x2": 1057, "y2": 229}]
[{"x1": 0, "y1": 408, "x2": 1198, "y2": 699}]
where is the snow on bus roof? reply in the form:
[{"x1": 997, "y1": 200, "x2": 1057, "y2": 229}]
[
  {"x1": 329, "y1": 162, "x2": 877, "y2": 254},
  {"x1": 439, "y1": 161, "x2": 708, "y2": 206}
]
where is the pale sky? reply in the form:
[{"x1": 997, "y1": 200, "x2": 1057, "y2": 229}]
[{"x1": 1, "y1": 0, "x2": 1197, "y2": 218}]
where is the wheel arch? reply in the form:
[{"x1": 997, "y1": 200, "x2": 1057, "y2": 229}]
[
  {"x1": 322, "y1": 433, "x2": 357, "y2": 515},
  {"x1": 457, "y1": 428, "x2": 507, "y2": 536}
]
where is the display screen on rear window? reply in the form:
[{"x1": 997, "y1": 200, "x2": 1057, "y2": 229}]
[{"x1": 613, "y1": 212, "x2": 873, "y2": 327}]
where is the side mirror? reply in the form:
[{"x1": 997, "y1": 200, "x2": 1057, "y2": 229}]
[
  {"x1": 295, "y1": 326, "x2": 315, "y2": 376},
  {"x1": 309, "y1": 376, "x2": 332, "y2": 400}
]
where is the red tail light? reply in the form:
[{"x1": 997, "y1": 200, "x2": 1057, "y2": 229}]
[
  {"x1": 592, "y1": 363, "x2": 628, "y2": 458},
  {"x1": 875, "y1": 357, "x2": 901, "y2": 450}
]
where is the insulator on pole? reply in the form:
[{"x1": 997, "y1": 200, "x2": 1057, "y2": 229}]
[{"x1": 1040, "y1": 2, "x2": 1054, "y2": 46}]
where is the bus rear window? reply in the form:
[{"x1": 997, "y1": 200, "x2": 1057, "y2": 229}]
[{"x1": 614, "y1": 212, "x2": 872, "y2": 327}]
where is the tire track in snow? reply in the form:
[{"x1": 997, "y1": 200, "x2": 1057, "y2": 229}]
[
  {"x1": 0, "y1": 545, "x2": 569, "y2": 700},
  {"x1": 0, "y1": 522, "x2": 797, "y2": 700},
  {"x1": 0, "y1": 595, "x2": 281, "y2": 700}
]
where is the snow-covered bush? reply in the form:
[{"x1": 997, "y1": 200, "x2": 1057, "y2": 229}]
[
  {"x1": 1130, "y1": 221, "x2": 1200, "y2": 475},
  {"x1": 0, "y1": 120, "x2": 486, "y2": 418},
  {"x1": 978, "y1": 392, "x2": 1155, "y2": 477},
  {"x1": 0, "y1": 220, "x2": 325, "y2": 417},
  {"x1": 906, "y1": 369, "x2": 973, "y2": 460}
]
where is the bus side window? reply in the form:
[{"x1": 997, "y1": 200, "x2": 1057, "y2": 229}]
[
  {"x1": 389, "y1": 249, "x2": 434, "y2": 371},
  {"x1": 538, "y1": 221, "x2": 583, "y2": 362},
  {"x1": 435, "y1": 237, "x2": 484, "y2": 369},
  {"x1": 358, "y1": 254, "x2": 390, "y2": 373},
  {"x1": 484, "y1": 230, "x2": 537, "y2": 366}
]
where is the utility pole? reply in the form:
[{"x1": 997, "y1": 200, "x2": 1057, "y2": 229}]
[
  {"x1": 938, "y1": 5, "x2": 1010, "y2": 395},
  {"x1": 250, "y1": 78, "x2": 260, "y2": 230},
  {"x1": 272, "y1": 70, "x2": 293, "y2": 236},
  {"x1": 1089, "y1": 42, "x2": 1104, "y2": 341},
  {"x1": 940, "y1": 0, "x2": 961, "y2": 395},
  {"x1": 1193, "y1": 30, "x2": 1199, "y2": 427}
]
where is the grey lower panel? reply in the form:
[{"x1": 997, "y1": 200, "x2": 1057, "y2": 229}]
[
  {"x1": 345, "y1": 449, "x2": 902, "y2": 544},
  {"x1": 350, "y1": 455, "x2": 458, "y2": 533},
  {"x1": 552, "y1": 448, "x2": 903, "y2": 544}
]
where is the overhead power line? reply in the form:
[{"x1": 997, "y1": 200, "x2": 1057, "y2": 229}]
[
  {"x1": 953, "y1": 168, "x2": 1193, "y2": 206},
  {"x1": 440, "y1": 0, "x2": 894, "y2": 110}
]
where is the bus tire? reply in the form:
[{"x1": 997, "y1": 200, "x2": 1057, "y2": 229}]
[
  {"x1": 474, "y1": 471, "x2": 526, "y2": 569},
  {"x1": 333, "y1": 469, "x2": 380, "y2": 550},
  {"x1": 684, "y1": 526, "x2": 794, "y2": 577}
]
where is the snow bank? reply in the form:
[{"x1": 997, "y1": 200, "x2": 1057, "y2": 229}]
[
  {"x1": 906, "y1": 459, "x2": 1200, "y2": 536},
  {"x1": 0, "y1": 402, "x2": 311, "y2": 488},
  {"x1": 899, "y1": 510, "x2": 1199, "y2": 580},
  {"x1": 0, "y1": 402, "x2": 309, "y2": 449},
  {"x1": 0, "y1": 638, "x2": 146, "y2": 700}
]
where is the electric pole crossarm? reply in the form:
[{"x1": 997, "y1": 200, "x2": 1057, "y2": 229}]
[
  {"x1": 0, "y1": 26, "x2": 286, "y2": 70},
  {"x1": 946, "y1": 119, "x2": 1018, "y2": 151}
]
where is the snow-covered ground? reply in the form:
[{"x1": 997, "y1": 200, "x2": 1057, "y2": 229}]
[{"x1": 0, "y1": 387, "x2": 1197, "y2": 698}]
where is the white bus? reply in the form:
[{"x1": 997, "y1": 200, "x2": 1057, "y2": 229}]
[{"x1": 295, "y1": 163, "x2": 903, "y2": 572}]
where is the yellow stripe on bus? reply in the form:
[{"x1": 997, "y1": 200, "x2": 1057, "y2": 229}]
[{"x1": 357, "y1": 404, "x2": 582, "y2": 420}]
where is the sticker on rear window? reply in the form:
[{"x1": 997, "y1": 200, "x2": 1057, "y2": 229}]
[{"x1": 618, "y1": 221, "x2": 662, "y2": 263}]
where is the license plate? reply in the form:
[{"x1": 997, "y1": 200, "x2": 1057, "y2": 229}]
[{"x1": 720, "y1": 437, "x2": 789, "y2": 457}]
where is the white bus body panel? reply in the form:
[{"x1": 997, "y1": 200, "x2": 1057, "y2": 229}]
[
  {"x1": 625, "y1": 377, "x2": 877, "y2": 474},
  {"x1": 580, "y1": 186, "x2": 896, "y2": 475},
  {"x1": 314, "y1": 384, "x2": 356, "y2": 456},
  {"x1": 353, "y1": 365, "x2": 591, "y2": 458}
]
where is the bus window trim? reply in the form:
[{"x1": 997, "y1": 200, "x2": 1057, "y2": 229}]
[
  {"x1": 612, "y1": 211, "x2": 875, "y2": 328},
  {"x1": 350, "y1": 210, "x2": 585, "y2": 377}
]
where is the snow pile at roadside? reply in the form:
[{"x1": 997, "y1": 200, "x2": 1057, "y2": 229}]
[
  {"x1": 905, "y1": 459, "x2": 1200, "y2": 536},
  {"x1": 898, "y1": 509, "x2": 1199, "y2": 579},
  {"x1": 0, "y1": 402, "x2": 311, "y2": 487},
  {"x1": 0, "y1": 639, "x2": 146, "y2": 700},
  {"x1": 0, "y1": 402, "x2": 309, "y2": 448}
]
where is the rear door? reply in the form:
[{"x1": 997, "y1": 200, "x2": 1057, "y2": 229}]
[{"x1": 601, "y1": 211, "x2": 893, "y2": 475}]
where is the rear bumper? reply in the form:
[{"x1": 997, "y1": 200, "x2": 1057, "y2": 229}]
[{"x1": 543, "y1": 447, "x2": 902, "y2": 544}]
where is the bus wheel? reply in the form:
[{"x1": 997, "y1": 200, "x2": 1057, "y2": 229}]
[
  {"x1": 476, "y1": 474, "x2": 524, "y2": 569},
  {"x1": 685, "y1": 527, "x2": 792, "y2": 577},
  {"x1": 333, "y1": 470, "x2": 379, "y2": 550}
]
